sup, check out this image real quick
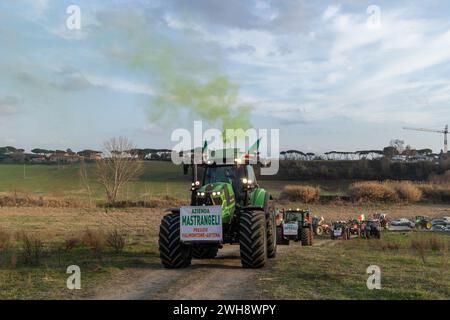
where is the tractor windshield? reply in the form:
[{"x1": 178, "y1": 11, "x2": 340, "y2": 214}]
[
  {"x1": 285, "y1": 212, "x2": 302, "y2": 222},
  {"x1": 204, "y1": 165, "x2": 245, "y2": 185},
  {"x1": 203, "y1": 165, "x2": 246, "y2": 201}
]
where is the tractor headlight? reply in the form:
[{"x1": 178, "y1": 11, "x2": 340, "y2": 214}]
[
  {"x1": 201, "y1": 192, "x2": 205, "y2": 197},
  {"x1": 217, "y1": 191, "x2": 221, "y2": 195},
  {"x1": 212, "y1": 192, "x2": 217, "y2": 196},
  {"x1": 195, "y1": 181, "x2": 200, "y2": 186},
  {"x1": 242, "y1": 178, "x2": 248, "y2": 184}
]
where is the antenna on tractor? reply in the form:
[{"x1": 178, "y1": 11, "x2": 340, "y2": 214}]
[{"x1": 403, "y1": 124, "x2": 448, "y2": 157}]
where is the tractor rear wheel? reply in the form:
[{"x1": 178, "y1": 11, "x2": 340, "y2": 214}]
[
  {"x1": 192, "y1": 245, "x2": 219, "y2": 259},
  {"x1": 159, "y1": 213, "x2": 192, "y2": 268},
  {"x1": 240, "y1": 211, "x2": 267, "y2": 268},
  {"x1": 267, "y1": 212, "x2": 277, "y2": 258},
  {"x1": 301, "y1": 227, "x2": 313, "y2": 246}
]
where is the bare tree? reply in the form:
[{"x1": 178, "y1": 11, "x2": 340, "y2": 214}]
[{"x1": 96, "y1": 137, "x2": 142, "y2": 205}]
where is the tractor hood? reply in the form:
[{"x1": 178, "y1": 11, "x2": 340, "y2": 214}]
[
  {"x1": 197, "y1": 182, "x2": 230, "y2": 194},
  {"x1": 195, "y1": 182, "x2": 235, "y2": 224}
]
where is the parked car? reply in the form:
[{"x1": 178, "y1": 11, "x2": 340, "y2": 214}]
[
  {"x1": 432, "y1": 218, "x2": 448, "y2": 226},
  {"x1": 431, "y1": 224, "x2": 450, "y2": 232},
  {"x1": 391, "y1": 218, "x2": 415, "y2": 229}
]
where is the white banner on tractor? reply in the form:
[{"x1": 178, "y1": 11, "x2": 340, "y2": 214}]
[
  {"x1": 180, "y1": 206, "x2": 222, "y2": 242},
  {"x1": 283, "y1": 222, "x2": 298, "y2": 236}
]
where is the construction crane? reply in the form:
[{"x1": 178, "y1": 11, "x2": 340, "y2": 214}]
[{"x1": 403, "y1": 125, "x2": 448, "y2": 156}]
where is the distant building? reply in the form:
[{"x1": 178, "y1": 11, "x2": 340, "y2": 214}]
[{"x1": 77, "y1": 150, "x2": 102, "y2": 161}]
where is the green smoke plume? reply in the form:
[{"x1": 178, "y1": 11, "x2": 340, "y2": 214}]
[{"x1": 100, "y1": 10, "x2": 252, "y2": 131}]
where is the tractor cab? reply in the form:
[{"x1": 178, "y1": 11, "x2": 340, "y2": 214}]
[{"x1": 202, "y1": 164, "x2": 257, "y2": 205}]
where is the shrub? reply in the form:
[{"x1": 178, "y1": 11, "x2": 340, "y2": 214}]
[
  {"x1": 418, "y1": 183, "x2": 450, "y2": 202},
  {"x1": 428, "y1": 238, "x2": 447, "y2": 253},
  {"x1": 21, "y1": 233, "x2": 45, "y2": 265},
  {"x1": 392, "y1": 181, "x2": 423, "y2": 202},
  {"x1": 65, "y1": 237, "x2": 81, "y2": 252},
  {"x1": 106, "y1": 229, "x2": 126, "y2": 254},
  {"x1": 279, "y1": 185, "x2": 320, "y2": 203},
  {"x1": 0, "y1": 228, "x2": 11, "y2": 252},
  {"x1": 348, "y1": 181, "x2": 398, "y2": 203},
  {"x1": 82, "y1": 229, "x2": 105, "y2": 256},
  {"x1": 410, "y1": 239, "x2": 428, "y2": 264}
]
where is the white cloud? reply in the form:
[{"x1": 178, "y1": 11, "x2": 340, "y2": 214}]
[
  {"x1": 86, "y1": 75, "x2": 155, "y2": 96},
  {"x1": 323, "y1": 5, "x2": 340, "y2": 20}
]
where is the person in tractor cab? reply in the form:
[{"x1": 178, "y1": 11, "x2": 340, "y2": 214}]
[{"x1": 204, "y1": 165, "x2": 247, "y2": 204}]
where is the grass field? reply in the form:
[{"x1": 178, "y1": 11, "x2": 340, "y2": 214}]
[
  {"x1": 263, "y1": 232, "x2": 450, "y2": 299},
  {"x1": 0, "y1": 205, "x2": 448, "y2": 299},
  {"x1": 0, "y1": 207, "x2": 162, "y2": 299},
  {"x1": 0, "y1": 162, "x2": 448, "y2": 299},
  {"x1": 0, "y1": 163, "x2": 349, "y2": 202}
]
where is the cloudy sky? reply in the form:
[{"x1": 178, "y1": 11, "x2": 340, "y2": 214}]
[{"x1": 0, "y1": 0, "x2": 449, "y2": 153}]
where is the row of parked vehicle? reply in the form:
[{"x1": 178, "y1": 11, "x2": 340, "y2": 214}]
[
  {"x1": 275, "y1": 210, "x2": 384, "y2": 245},
  {"x1": 390, "y1": 215, "x2": 450, "y2": 232},
  {"x1": 329, "y1": 215, "x2": 382, "y2": 240},
  {"x1": 274, "y1": 210, "x2": 450, "y2": 246}
]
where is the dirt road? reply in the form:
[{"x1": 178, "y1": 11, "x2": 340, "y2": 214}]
[
  {"x1": 93, "y1": 245, "x2": 266, "y2": 300},
  {"x1": 92, "y1": 239, "x2": 335, "y2": 300}
]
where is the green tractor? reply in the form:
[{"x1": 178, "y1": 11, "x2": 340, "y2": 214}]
[
  {"x1": 415, "y1": 215, "x2": 432, "y2": 230},
  {"x1": 159, "y1": 149, "x2": 277, "y2": 269},
  {"x1": 275, "y1": 209, "x2": 313, "y2": 246}
]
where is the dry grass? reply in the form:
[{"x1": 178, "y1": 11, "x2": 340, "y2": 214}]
[
  {"x1": 0, "y1": 192, "x2": 187, "y2": 209},
  {"x1": 81, "y1": 229, "x2": 105, "y2": 256},
  {"x1": 392, "y1": 181, "x2": 423, "y2": 202},
  {"x1": 349, "y1": 181, "x2": 425, "y2": 203},
  {"x1": 368, "y1": 240, "x2": 401, "y2": 251},
  {"x1": 0, "y1": 228, "x2": 11, "y2": 252},
  {"x1": 418, "y1": 183, "x2": 450, "y2": 202},
  {"x1": 0, "y1": 192, "x2": 91, "y2": 208},
  {"x1": 348, "y1": 181, "x2": 398, "y2": 203},
  {"x1": 279, "y1": 185, "x2": 320, "y2": 203},
  {"x1": 20, "y1": 233, "x2": 45, "y2": 265}
]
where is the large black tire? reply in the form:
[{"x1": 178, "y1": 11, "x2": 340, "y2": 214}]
[
  {"x1": 240, "y1": 211, "x2": 267, "y2": 268},
  {"x1": 301, "y1": 227, "x2": 313, "y2": 246},
  {"x1": 192, "y1": 245, "x2": 219, "y2": 259},
  {"x1": 276, "y1": 226, "x2": 290, "y2": 245},
  {"x1": 159, "y1": 213, "x2": 192, "y2": 268},
  {"x1": 375, "y1": 229, "x2": 381, "y2": 239},
  {"x1": 266, "y1": 212, "x2": 277, "y2": 258},
  {"x1": 315, "y1": 226, "x2": 324, "y2": 236}
]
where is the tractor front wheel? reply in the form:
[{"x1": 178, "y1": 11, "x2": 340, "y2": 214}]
[
  {"x1": 315, "y1": 226, "x2": 323, "y2": 236},
  {"x1": 240, "y1": 211, "x2": 267, "y2": 268},
  {"x1": 159, "y1": 213, "x2": 192, "y2": 268}
]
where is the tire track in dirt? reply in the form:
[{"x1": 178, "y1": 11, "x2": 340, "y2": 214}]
[
  {"x1": 92, "y1": 239, "x2": 331, "y2": 300},
  {"x1": 92, "y1": 246, "x2": 265, "y2": 300}
]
